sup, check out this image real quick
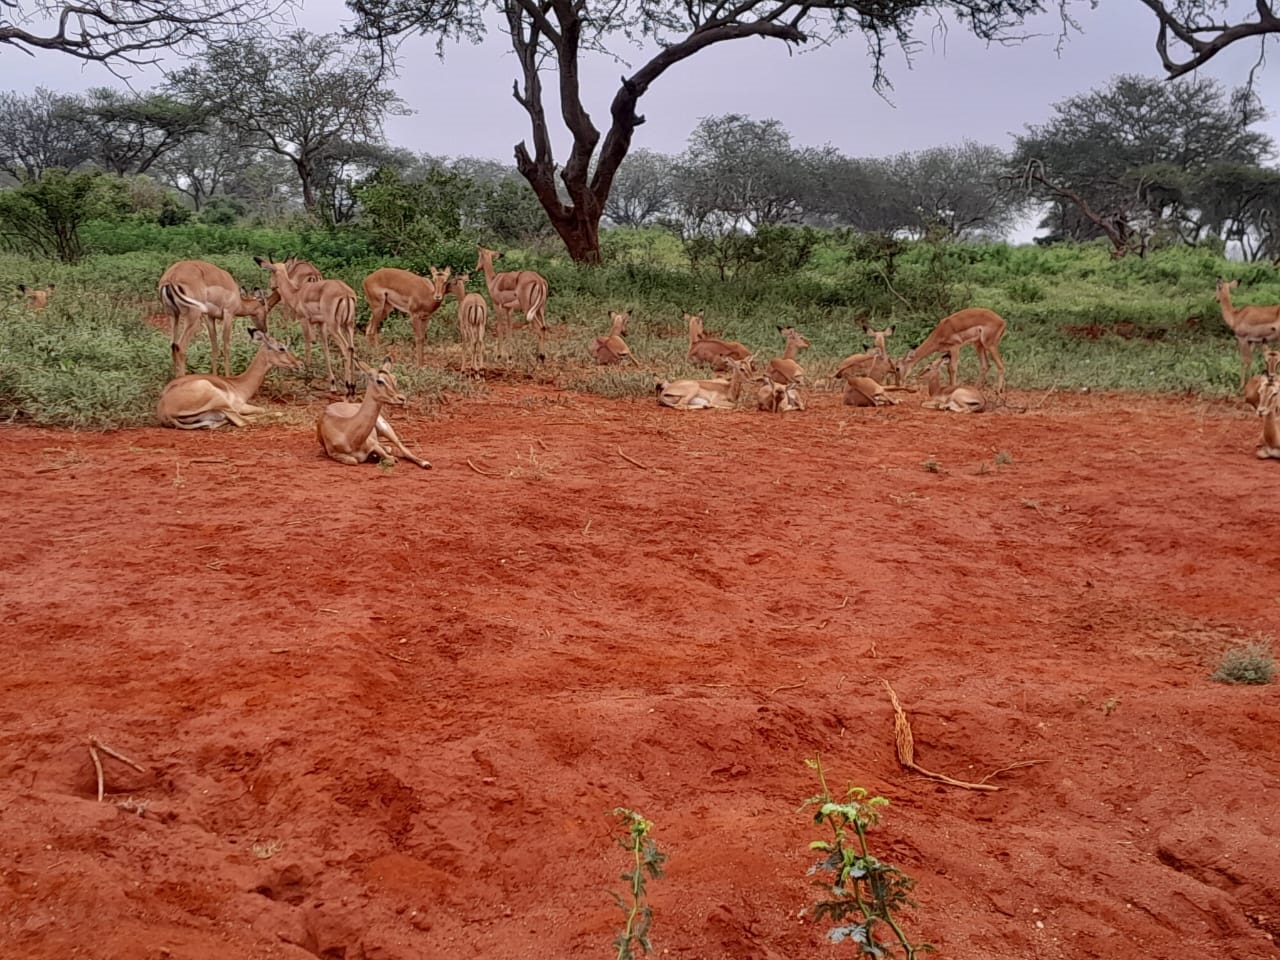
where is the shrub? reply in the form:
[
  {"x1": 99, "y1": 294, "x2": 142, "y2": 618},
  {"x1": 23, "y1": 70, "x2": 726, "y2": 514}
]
[{"x1": 1211, "y1": 637, "x2": 1276, "y2": 685}]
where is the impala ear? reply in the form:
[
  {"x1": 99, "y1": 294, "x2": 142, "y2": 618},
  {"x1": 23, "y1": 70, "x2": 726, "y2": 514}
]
[
  {"x1": 248, "y1": 326, "x2": 263, "y2": 340},
  {"x1": 16, "y1": 283, "x2": 26, "y2": 293},
  {"x1": 885, "y1": 325, "x2": 895, "y2": 336}
]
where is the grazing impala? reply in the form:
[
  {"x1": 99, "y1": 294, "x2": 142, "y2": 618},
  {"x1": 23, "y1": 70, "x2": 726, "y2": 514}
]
[
  {"x1": 657, "y1": 356, "x2": 755, "y2": 410},
  {"x1": 256, "y1": 255, "x2": 358, "y2": 398},
  {"x1": 363, "y1": 265, "x2": 453, "y2": 367},
  {"x1": 592, "y1": 310, "x2": 634, "y2": 365},
  {"x1": 686, "y1": 311, "x2": 752, "y2": 371},
  {"x1": 18, "y1": 283, "x2": 53, "y2": 310},
  {"x1": 265, "y1": 256, "x2": 323, "y2": 323},
  {"x1": 1215, "y1": 278, "x2": 1280, "y2": 389},
  {"x1": 475, "y1": 245, "x2": 549, "y2": 362},
  {"x1": 316, "y1": 357, "x2": 431, "y2": 469},
  {"x1": 156, "y1": 328, "x2": 302, "y2": 429},
  {"x1": 449, "y1": 273, "x2": 489, "y2": 377},
  {"x1": 895, "y1": 307, "x2": 1007, "y2": 393},
  {"x1": 835, "y1": 323, "x2": 896, "y2": 384},
  {"x1": 920, "y1": 356, "x2": 986, "y2": 413},
  {"x1": 158, "y1": 260, "x2": 246, "y2": 378},
  {"x1": 766, "y1": 326, "x2": 810, "y2": 384}
]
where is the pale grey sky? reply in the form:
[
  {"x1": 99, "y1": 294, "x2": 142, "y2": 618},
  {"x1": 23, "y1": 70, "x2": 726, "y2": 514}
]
[{"x1": 3, "y1": 3, "x2": 1278, "y2": 172}]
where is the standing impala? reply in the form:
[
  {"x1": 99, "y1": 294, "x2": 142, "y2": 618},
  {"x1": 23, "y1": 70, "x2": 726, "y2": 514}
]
[
  {"x1": 448, "y1": 272, "x2": 489, "y2": 377},
  {"x1": 255, "y1": 255, "x2": 358, "y2": 398},
  {"x1": 156, "y1": 328, "x2": 303, "y2": 429},
  {"x1": 363, "y1": 265, "x2": 453, "y2": 367},
  {"x1": 1215, "y1": 278, "x2": 1280, "y2": 389},
  {"x1": 475, "y1": 246, "x2": 549, "y2": 363},
  {"x1": 265, "y1": 256, "x2": 323, "y2": 324},
  {"x1": 316, "y1": 357, "x2": 431, "y2": 469},
  {"x1": 895, "y1": 307, "x2": 1007, "y2": 394},
  {"x1": 158, "y1": 260, "x2": 246, "y2": 379}
]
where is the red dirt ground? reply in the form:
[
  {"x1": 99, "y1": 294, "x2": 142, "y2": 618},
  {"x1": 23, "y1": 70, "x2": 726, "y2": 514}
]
[{"x1": 2, "y1": 382, "x2": 1278, "y2": 960}]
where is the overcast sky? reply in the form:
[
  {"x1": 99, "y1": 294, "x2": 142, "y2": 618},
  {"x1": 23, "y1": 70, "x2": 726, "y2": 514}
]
[{"x1": 3, "y1": 1, "x2": 1277, "y2": 166}]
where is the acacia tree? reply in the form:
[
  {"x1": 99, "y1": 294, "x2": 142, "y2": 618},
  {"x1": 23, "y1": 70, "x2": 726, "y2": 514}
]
[
  {"x1": 77, "y1": 88, "x2": 209, "y2": 175},
  {"x1": 0, "y1": 88, "x2": 95, "y2": 180},
  {"x1": 0, "y1": 0, "x2": 287, "y2": 65},
  {"x1": 892, "y1": 141, "x2": 1026, "y2": 239},
  {"x1": 152, "y1": 121, "x2": 264, "y2": 211},
  {"x1": 603, "y1": 148, "x2": 673, "y2": 227},
  {"x1": 167, "y1": 30, "x2": 406, "y2": 216},
  {"x1": 347, "y1": 0, "x2": 1280, "y2": 263}
]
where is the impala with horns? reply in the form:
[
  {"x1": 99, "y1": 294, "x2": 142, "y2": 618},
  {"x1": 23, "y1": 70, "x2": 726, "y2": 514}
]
[
  {"x1": 1215, "y1": 278, "x2": 1280, "y2": 390},
  {"x1": 156, "y1": 328, "x2": 302, "y2": 429},
  {"x1": 316, "y1": 357, "x2": 431, "y2": 469},
  {"x1": 685, "y1": 311, "x2": 752, "y2": 371},
  {"x1": 158, "y1": 259, "x2": 252, "y2": 379},
  {"x1": 895, "y1": 307, "x2": 1007, "y2": 394},
  {"x1": 449, "y1": 272, "x2": 489, "y2": 377},
  {"x1": 475, "y1": 246, "x2": 549, "y2": 362},
  {"x1": 363, "y1": 265, "x2": 453, "y2": 368},
  {"x1": 592, "y1": 310, "x2": 634, "y2": 365},
  {"x1": 255, "y1": 255, "x2": 358, "y2": 398}
]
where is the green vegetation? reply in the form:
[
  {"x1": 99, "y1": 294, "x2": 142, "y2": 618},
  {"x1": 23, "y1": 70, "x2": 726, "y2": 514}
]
[
  {"x1": 1210, "y1": 637, "x2": 1276, "y2": 685},
  {"x1": 802, "y1": 756, "x2": 931, "y2": 958},
  {"x1": 609, "y1": 808, "x2": 666, "y2": 960},
  {"x1": 0, "y1": 221, "x2": 1275, "y2": 428}
]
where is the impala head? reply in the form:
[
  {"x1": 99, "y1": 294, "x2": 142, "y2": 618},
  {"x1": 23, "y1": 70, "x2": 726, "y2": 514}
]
[
  {"x1": 476, "y1": 246, "x2": 502, "y2": 270},
  {"x1": 1256, "y1": 374, "x2": 1280, "y2": 417},
  {"x1": 18, "y1": 283, "x2": 52, "y2": 309},
  {"x1": 1216, "y1": 277, "x2": 1240, "y2": 300},
  {"x1": 1264, "y1": 348, "x2": 1280, "y2": 378},
  {"x1": 777, "y1": 325, "x2": 811, "y2": 349},
  {"x1": 610, "y1": 309, "x2": 632, "y2": 334},
  {"x1": 357, "y1": 357, "x2": 407, "y2": 406},
  {"x1": 862, "y1": 323, "x2": 895, "y2": 351},
  {"x1": 254, "y1": 255, "x2": 289, "y2": 287},
  {"x1": 684, "y1": 311, "x2": 705, "y2": 336},
  {"x1": 430, "y1": 265, "x2": 452, "y2": 301},
  {"x1": 449, "y1": 271, "x2": 470, "y2": 297},
  {"x1": 249, "y1": 327, "x2": 305, "y2": 371}
]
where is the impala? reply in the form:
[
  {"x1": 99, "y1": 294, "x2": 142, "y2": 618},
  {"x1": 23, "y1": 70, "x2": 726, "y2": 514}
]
[
  {"x1": 685, "y1": 311, "x2": 752, "y2": 371},
  {"x1": 158, "y1": 259, "x2": 247, "y2": 379},
  {"x1": 316, "y1": 357, "x2": 431, "y2": 469},
  {"x1": 265, "y1": 257, "x2": 323, "y2": 324},
  {"x1": 895, "y1": 307, "x2": 1007, "y2": 393},
  {"x1": 256, "y1": 255, "x2": 358, "y2": 398},
  {"x1": 757, "y1": 377, "x2": 805, "y2": 413},
  {"x1": 18, "y1": 283, "x2": 53, "y2": 310},
  {"x1": 1244, "y1": 348, "x2": 1280, "y2": 408},
  {"x1": 475, "y1": 246, "x2": 549, "y2": 362},
  {"x1": 1254, "y1": 373, "x2": 1280, "y2": 460},
  {"x1": 920, "y1": 356, "x2": 986, "y2": 413},
  {"x1": 842, "y1": 376, "x2": 899, "y2": 407},
  {"x1": 363, "y1": 264, "x2": 453, "y2": 367},
  {"x1": 835, "y1": 323, "x2": 896, "y2": 384},
  {"x1": 235, "y1": 287, "x2": 271, "y2": 332},
  {"x1": 156, "y1": 328, "x2": 302, "y2": 429},
  {"x1": 449, "y1": 272, "x2": 489, "y2": 377},
  {"x1": 1215, "y1": 278, "x2": 1280, "y2": 389},
  {"x1": 766, "y1": 325, "x2": 810, "y2": 384},
  {"x1": 592, "y1": 310, "x2": 634, "y2": 365},
  {"x1": 656, "y1": 356, "x2": 755, "y2": 410}
]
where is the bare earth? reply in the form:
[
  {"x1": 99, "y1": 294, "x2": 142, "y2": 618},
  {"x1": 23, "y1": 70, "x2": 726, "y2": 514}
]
[{"x1": 2, "y1": 382, "x2": 1278, "y2": 960}]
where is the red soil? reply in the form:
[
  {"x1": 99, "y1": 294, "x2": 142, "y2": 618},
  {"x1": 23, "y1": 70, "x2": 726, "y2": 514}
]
[{"x1": 2, "y1": 383, "x2": 1278, "y2": 960}]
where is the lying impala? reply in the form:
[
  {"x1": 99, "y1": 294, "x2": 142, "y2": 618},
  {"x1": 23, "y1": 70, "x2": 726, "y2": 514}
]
[
  {"x1": 449, "y1": 272, "x2": 489, "y2": 377},
  {"x1": 895, "y1": 307, "x2": 1007, "y2": 393},
  {"x1": 256, "y1": 255, "x2": 358, "y2": 398},
  {"x1": 316, "y1": 357, "x2": 431, "y2": 469},
  {"x1": 766, "y1": 326, "x2": 810, "y2": 384},
  {"x1": 920, "y1": 356, "x2": 986, "y2": 413},
  {"x1": 686, "y1": 311, "x2": 752, "y2": 371},
  {"x1": 363, "y1": 264, "x2": 453, "y2": 367},
  {"x1": 842, "y1": 375, "x2": 899, "y2": 407},
  {"x1": 476, "y1": 246, "x2": 549, "y2": 362},
  {"x1": 266, "y1": 257, "x2": 323, "y2": 325},
  {"x1": 159, "y1": 259, "x2": 248, "y2": 378},
  {"x1": 1215, "y1": 278, "x2": 1280, "y2": 389},
  {"x1": 657, "y1": 356, "x2": 755, "y2": 410},
  {"x1": 835, "y1": 323, "x2": 896, "y2": 384},
  {"x1": 592, "y1": 310, "x2": 634, "y2": 365},
  {"x1": 156, "y1": 328, "x2": 302, "y2": 429},
  {"x1": 1254, "y1": 373, "x2": 1280, "y2": 460},
  {"x1": 757, "y1": 375, "x2": 805, "y2": 413},
  {"x1": 18, "y1": 283, "x2": 53, "y2": 310}
]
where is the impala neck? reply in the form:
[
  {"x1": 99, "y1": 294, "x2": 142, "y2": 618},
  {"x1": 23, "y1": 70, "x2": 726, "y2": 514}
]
[
  {"x1": 925, "y1": 367, "x2": 943, "y2": 398},
  {"x1": 343, "y1": 384, "x2": 388, "y2": 445},
  {"x1": 229, "y1": 343, "x2": 275, "y2": 399},
  {"x1": 1218, "y1": 287, "x2": 1238, "y2": 329}
]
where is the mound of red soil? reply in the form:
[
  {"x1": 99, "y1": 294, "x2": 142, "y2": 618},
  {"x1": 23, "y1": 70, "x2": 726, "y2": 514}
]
[{"x1": 2, "y1": 385, "x2": 1277, "y2": 959}]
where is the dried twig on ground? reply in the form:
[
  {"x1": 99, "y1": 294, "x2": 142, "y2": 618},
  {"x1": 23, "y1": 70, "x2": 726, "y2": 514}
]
[
  {"x1": 87, "y1": 737, "x2": 147, "y2": 803},
  {"x1": 882, "y1": 680, "x2": 1013, "y2": 792},
  {"x1": 617, "y1": 447, "x2": 649, "y2": 470},
  {"x1": 466, "y1": 458, "x2": 499, "y2": 477}
]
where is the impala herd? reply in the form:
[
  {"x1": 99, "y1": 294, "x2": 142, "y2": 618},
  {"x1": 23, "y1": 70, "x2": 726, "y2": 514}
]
[{"x1": 13, "y1": 260, "x2": 1280, "y2": 466}]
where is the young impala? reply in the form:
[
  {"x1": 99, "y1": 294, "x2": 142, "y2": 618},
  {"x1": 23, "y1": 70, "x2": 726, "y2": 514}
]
[{"x1": 766, "y1": 325, "x2": 810, "y2": 385}]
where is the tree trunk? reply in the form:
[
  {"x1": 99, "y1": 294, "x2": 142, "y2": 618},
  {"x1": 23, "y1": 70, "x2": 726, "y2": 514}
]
[{"x1": 548, "y1": 207, "x2": 602, "y2": 264}]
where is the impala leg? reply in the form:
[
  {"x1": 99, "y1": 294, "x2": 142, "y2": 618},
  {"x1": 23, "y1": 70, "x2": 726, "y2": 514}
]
[
  {"x1": 366, "y1": 298, "x2": 388, "y2": 348},
  {"x1": 374, "y1": 415, "x2": 431, "y2": 469},
  {"x1": 411, "y1": 313, "x2": 425, "y2": 368},
  {"x1": 221, "y1": 311, "x2": 234, "y2": 378},
  {"x1": 319, "y1": 326, "x2": 338, "y2": 394},
  {"x1": 989, "y1": 343, "x2": 1006, "y2": 394},
  {"x1": 948, "y1": 347, "x2": 961, "y2": 386},
  {"x1": 171, "y1": 306, "x2": 201, "y2": 378},
  {"x1": 1240, "y1": 343, "x2": 1254, "y2": 390},
  {"x1": 975, "y1": 344, "x2": 990, "y2": 387}
]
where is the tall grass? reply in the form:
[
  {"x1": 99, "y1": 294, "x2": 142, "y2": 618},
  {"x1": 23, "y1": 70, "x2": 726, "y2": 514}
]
[{"x1": 2, "y1": 224, "x2": 1275, "y2": 428}]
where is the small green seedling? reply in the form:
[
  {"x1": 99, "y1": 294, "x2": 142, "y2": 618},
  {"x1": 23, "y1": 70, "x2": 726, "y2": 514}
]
[{"x1": 609, "y1": 807, "x2": 667, "y2": 960}]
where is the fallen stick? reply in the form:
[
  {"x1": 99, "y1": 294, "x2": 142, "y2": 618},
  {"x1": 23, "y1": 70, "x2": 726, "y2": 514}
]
[
  {"x1": 769, "y1": 680, "x2": 807, "y2": 696},
  {"x1": 88, "y1": 737, "x2": 147, "y2": 803},
  {"x1": 89, "y1": 742, "x2": 105, "y2": 803},
  {"x1": 617, "y1": 448, "x2": 649, "y2": 470},
  {"x1": 881, "y1": 681, "x2": 1001, "y2": 792},
  {"x1": 466, "y1": 459, "x2": 499, "y2": 477}
]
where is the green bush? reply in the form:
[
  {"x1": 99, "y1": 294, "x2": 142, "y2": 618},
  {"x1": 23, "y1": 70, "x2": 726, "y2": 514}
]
[{"x1": 1211, "y1": 638, "x2": 1276, "y2": 685}]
